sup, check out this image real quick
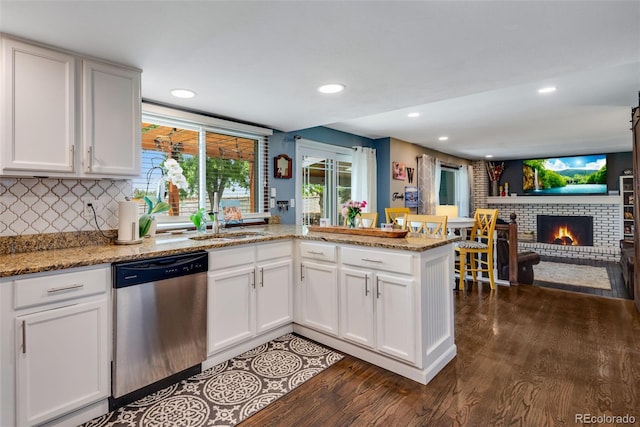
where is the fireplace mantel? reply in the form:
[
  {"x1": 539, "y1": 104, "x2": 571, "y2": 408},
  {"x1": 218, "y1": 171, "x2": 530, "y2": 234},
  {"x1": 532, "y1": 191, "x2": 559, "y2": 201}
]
[{"x1": 487, "y1": 195, "x2": 620, "y2": 205}]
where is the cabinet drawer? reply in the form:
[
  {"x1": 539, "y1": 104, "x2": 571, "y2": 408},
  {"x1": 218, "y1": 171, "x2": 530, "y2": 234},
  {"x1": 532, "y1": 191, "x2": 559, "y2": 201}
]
[
  {"x1": 257, "y1": 241, "x2": 292, "y2": 262},
  {"x1": 299, "y1": 242, "x2": 337, "y2": 262},
  {"x1": 209, "y1": 246, "x2": 256, "y2": 270},
  {"x1": 341, "y1": 247, "x2": 414, "y2": 275},
  {"x1": 13, "y1": 265, "x2": 109, "y2": 309}
]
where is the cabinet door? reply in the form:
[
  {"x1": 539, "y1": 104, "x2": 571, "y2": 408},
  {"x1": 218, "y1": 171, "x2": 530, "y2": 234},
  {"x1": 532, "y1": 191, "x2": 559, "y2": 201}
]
[
  {"x1": 2, "y1": 38, "x2": 76, "y2": 174},
  {"x1": 207, "y1": 266, "x2": 256, "y2": 354},
  {"x1": 300, "y1": 261, "x2": 339, "y2": 336},
  {"x1": 340, "y1": 268, "x2": 374, "y2": 349},
  {"x1": 15, "y1": 299, "x2": 109, "y2": 426},
  {"x1": 82, "y1": 60, "x2": 140, "y2": 176},
  {"x1": 375, "y1": 273, "x2": 416, "y2": 363},
  {"x1": 256, "y1": 259, "x2": 292, "y2": 334}
]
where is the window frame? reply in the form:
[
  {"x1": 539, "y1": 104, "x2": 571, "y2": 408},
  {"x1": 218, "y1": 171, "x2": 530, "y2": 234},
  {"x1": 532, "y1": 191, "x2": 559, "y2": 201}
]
[{"x1": 141, "y1": 103, "x2": 272, "y2": 229}]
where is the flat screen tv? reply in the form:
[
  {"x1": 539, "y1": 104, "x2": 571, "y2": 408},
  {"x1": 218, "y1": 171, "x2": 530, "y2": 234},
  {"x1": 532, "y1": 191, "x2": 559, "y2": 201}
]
[{"x1": 522, "y1": 155, "x2": 607, "y2": 195}]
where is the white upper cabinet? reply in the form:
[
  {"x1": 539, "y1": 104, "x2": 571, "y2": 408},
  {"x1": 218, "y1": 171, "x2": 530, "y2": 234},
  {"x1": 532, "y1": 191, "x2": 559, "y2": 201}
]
[
  {"x1": 1, "y1": 37, "x2": 76, "y2": 173},
  {"x1": 82, "y1": 60, "x2": 140, "y2": 176},
  {"x1": 1, "y1": 35, "x2": 141, "y2": 178}
]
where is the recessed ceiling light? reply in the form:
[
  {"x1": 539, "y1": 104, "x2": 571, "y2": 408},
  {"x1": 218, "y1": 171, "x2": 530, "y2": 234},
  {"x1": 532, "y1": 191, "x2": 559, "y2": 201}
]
[
  {"x1": 537, "y1": 86, "x2": 557, "y2": 94},
  {"x1": 317, "y1": 83, "x2": 345, "y2": 94},
  {"x1": 407, "y1": 112, "x2": 420, "y2": 118},
  {"x1": 438, "y1": 136, "x2": 449, "y2": 141},
  {"x1": 171, "y1": 89, "x2": 196, "y2": 99},
  {"x1": 485, "y1": 154, "x2": 494, "y2": 158}
]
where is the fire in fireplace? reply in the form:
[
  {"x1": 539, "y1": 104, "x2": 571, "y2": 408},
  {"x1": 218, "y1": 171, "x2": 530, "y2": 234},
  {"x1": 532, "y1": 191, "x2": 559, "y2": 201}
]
[{"x1": 537, "y1": 215, "x2": 594, "y2": 246}]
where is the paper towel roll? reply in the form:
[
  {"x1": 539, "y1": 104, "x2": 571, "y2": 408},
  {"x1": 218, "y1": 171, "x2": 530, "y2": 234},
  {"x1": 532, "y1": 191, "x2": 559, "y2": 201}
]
[{"x1": 118, "y1": 201, "x2": 139, "y2": 242}]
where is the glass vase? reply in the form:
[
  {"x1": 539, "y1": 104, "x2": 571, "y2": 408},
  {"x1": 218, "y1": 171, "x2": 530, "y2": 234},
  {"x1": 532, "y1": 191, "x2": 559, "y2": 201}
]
[
  {"x1": 347, "y1": 216, "x2": 357, "y2": 228},
  {"x1": 197, "y1": 221, "x2": 207, "y2": 234}
]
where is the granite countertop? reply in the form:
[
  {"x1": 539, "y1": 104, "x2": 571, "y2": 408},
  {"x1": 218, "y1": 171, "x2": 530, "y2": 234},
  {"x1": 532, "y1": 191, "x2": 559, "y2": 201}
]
[{"x1": 0, "y1": 224, "x2": 458, "y2": 278}]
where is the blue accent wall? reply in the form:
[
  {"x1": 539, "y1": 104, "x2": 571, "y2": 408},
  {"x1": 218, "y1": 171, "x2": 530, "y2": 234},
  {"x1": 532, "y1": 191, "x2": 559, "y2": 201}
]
[
  {"x1": 374, "y1": 137, "x2": 391, "y2": 223},
  {"x1": 268, "y1": 126, "x2": 378, "y2": 224}
]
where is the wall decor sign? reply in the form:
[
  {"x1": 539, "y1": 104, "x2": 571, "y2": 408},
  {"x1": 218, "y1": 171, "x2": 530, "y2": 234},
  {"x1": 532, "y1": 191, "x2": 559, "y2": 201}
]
[
  {"x1": 392, "y1": 161, "x2": 406, "y2": 180},
  {"x1": 406, "y1": 167, "x2": 414, "y2": 183},
  {"x1": 405, "y1": 186, "x2": 418, "y2": 208},
  {"x1": 274, "y1": 154, "x2": 292, "y2": 179}
]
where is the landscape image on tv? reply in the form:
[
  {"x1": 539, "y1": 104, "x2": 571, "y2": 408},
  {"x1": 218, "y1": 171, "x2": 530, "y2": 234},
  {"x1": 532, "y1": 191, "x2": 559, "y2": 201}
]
[{"x1": 522, "y1": 155, "x2": 607, "y2": 195}]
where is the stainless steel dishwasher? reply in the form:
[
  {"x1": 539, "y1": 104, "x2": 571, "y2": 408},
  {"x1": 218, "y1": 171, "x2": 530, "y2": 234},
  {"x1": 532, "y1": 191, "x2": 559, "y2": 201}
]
[{"x1": 111, "y1": 252, "x2": 208, "y2": 409}]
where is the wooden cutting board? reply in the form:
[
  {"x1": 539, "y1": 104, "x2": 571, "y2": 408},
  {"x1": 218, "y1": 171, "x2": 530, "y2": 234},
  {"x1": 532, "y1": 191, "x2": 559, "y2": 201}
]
[{"x1": 306, "y1": 225, "x2": 408, "y2": 238}]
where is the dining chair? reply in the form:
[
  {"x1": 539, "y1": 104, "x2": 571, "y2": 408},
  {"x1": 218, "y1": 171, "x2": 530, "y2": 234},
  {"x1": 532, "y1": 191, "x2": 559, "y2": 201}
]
[
  {"x1": 455, "y1": 208, "x2": 499, "y2": 290},
  {"x1": 385, "y1": 207, "x2": 410, "y2": 228},
  {"x1": 344, "y1": 212, "x2": 379, "y2": 228},
  {"x1": 402, "y1": 214, "x2": 448, "y2": 237},
  {"x1": 435, "y1": 205, "x2": 459, "y2": 218}
]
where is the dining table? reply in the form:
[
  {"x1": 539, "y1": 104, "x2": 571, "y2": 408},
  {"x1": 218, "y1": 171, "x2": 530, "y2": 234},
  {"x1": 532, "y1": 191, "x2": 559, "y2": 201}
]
[{"x1": 446, "y1": 217, "x2": 475, "y2": 238}]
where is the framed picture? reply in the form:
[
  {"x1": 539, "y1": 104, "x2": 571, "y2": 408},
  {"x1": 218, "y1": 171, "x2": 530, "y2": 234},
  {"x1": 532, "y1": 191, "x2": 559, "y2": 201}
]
[
  {"x1": 392, "y1": 162, "x2": 406, "y2": 180},
  {"x1": 274, "y1": 154, "x2": 292, "y2": 179}
]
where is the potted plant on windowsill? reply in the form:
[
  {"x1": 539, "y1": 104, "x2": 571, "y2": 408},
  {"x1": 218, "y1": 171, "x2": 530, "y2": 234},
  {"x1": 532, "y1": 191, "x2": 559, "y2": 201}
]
[{"x1": 139, "y1": 158, "x2": 188, "y2": 237}]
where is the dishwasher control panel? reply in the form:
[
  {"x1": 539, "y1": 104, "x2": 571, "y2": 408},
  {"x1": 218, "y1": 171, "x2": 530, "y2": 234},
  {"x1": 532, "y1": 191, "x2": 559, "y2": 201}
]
[{"x1": 113, "y1": 252, "x2": 208, "y2": 288}]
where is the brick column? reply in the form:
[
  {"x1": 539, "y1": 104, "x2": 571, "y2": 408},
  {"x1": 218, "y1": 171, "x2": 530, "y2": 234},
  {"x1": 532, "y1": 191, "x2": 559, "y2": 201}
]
[{"x1": 472, "y1": 160, "x2": 488, "y2": 212}]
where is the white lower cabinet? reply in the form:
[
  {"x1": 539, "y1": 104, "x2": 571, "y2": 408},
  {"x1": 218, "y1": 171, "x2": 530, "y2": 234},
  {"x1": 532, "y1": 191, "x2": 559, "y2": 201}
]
[
  {"x1": 297, "y1": 241, "x2": 456, "y2": 385},
  {"x1": 374, "y1": 273, "x2": 416, "y2": 363},
  {"x1": 16, "y1": 300, "x2": 109, "y2": 426},
  {"x1": 207, "y1": 241, "x2": 292, "y2": 355},
  {"x1": 340, "y1": 268, "x2": 416, "y2": 364},
  {"x1": 256, "y1": 259, "x2": 293, "y2": 333},
  {"x1": 339, "y1": 268, "x2": 374, "y2": 348},
  {"x1": 1, "y1": 265, "x2": 110, "y2": 427},
  {"x1": 299, "y1": 261, "x2": 339, "y2": 336},
  {"x1": 207, "y1": 265, "x2": 256, "y2": 353}
]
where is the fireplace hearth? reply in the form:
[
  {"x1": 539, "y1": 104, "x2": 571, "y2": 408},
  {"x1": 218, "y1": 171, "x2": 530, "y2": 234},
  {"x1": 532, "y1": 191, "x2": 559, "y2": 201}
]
[{"x1": 537, "y1": 215, "x2": 594, "y2": 246}]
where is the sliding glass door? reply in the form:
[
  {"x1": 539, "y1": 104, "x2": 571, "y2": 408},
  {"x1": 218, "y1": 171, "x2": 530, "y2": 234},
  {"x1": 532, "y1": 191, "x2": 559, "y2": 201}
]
[{"x1": 296, "y1": 141, "x2": 352, "y2": 226}]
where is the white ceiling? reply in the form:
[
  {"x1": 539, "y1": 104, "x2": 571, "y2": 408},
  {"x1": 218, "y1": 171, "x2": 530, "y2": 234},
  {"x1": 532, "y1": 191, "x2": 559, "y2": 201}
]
[{"x1": 2, "y1": 1, "x2": 639, "y2": 160}]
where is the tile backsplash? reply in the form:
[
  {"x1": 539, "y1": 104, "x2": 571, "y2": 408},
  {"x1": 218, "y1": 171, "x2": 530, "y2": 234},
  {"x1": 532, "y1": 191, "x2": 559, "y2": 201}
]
[{"x1": 1, "y1": 178, "x2": 130, "y2": 236}]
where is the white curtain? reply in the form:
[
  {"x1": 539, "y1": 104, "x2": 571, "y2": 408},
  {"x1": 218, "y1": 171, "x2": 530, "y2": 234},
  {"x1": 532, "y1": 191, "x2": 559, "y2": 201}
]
[
  {"x1": 466, "y1": 164, "x2": 474, "y2": 216},
  {"x1": 417, "y1": 154, "x2": 436, "y2": 214},
  {"x1": 351, "y1": 146, "x2": 377, "y2": 213},
  {"x1": 456, "y1": 165, "x2": 470, "y2": 217},
  {"x1": 434, "y1": 159, "x2": 442, "y2": 207}
]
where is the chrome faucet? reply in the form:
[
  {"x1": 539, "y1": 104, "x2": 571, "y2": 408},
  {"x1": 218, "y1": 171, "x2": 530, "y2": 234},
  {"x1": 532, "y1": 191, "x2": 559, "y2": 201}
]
[{"x1": 211, "y1": 191, "x2": 220, "y2": 234}]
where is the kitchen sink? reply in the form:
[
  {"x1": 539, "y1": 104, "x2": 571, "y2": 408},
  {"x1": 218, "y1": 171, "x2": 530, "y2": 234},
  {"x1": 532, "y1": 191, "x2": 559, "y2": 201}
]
[{"x1": 189, "y1": 231, "x2": 265, "y2": 241}]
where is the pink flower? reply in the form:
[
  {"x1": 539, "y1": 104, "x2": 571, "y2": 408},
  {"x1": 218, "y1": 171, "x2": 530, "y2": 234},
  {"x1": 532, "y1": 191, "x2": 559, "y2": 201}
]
[{"x1": 341, "y1": 200, "x2": 367, "y2": 220}]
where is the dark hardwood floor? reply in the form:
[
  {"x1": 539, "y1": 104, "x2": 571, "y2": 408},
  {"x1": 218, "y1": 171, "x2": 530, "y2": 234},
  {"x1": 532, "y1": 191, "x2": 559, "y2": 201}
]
[{"x1": 240, "y1": 284, "x2": 640, "y2": 426}]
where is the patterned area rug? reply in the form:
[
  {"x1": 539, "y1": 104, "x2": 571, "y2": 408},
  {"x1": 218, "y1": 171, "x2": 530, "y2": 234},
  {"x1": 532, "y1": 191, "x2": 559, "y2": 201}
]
[
  {"x1": 82, "y1": 334, "x2": 343, "y2": 427},
  {"x1": 534, "y1": 261, "x2": 611, "y2": 290}
]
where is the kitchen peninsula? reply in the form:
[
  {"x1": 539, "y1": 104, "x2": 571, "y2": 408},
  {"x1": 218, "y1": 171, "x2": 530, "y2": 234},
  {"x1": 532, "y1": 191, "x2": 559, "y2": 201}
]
[{"x1": 0, "y1": 225, "x2": 458, "y2": 427}]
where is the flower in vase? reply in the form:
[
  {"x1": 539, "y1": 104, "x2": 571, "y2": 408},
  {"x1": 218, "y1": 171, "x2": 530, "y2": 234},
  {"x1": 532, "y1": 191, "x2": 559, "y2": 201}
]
[
  {"x1": 341, "y1": 200, "x2": 367, "y2": 227},
  {"x1": 140, "y1": 159, "x2": 189, "y2": 236},
  {"x1": 487, "y1": 161, "x2": 505, "y2": 182}
]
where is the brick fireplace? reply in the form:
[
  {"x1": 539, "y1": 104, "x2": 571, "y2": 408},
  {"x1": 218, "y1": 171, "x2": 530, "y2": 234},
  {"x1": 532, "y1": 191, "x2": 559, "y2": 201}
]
[{"x1": 487, "y1": 195, "x2": 620, "y2": 262}]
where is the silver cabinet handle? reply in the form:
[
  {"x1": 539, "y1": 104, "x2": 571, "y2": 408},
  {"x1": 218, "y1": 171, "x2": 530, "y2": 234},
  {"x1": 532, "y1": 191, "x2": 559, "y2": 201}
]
[
  {"x1": 300, "y1": 263, "x2": 304, "y2": 281},
  {"x1": 365, "y1": 275, "x2": 369, "y2": 296},
  {"x1": 362, "y1": 258, "x2": 383, "y2": 263},
  {"x1": 22, "y1": 320, "x2": 26, "y2": 354},
  {"x1": 252, "y1": 269, "x2": 256, "y2": 289},
  {"x1": 261, "y1": 268, "x2": 264, "y2": 287},
  {"x1": 69, "y1": 145, "x2": 75, "y2": 172},
  {"x1": 47, "y1": 283, "x2": 84, "y2": 294},
  {"x1": 87, "y1": 146, "x2": 93, "y2": 172},
  {"x1": 376, "y1": 277, "x2": 381, "y2": 299},
  {"x1": 308, "y1": 250, "x2": 324, "y2": 255}
]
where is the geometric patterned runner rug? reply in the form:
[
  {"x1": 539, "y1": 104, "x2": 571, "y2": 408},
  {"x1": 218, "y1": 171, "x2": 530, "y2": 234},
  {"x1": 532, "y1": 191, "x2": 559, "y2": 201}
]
[
  {"x1": 534, "y1": 261, "x2": 611, "y2": 290},
  {"x1": 81, "y1": 334, "x2": 343, "y2": 427}
]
